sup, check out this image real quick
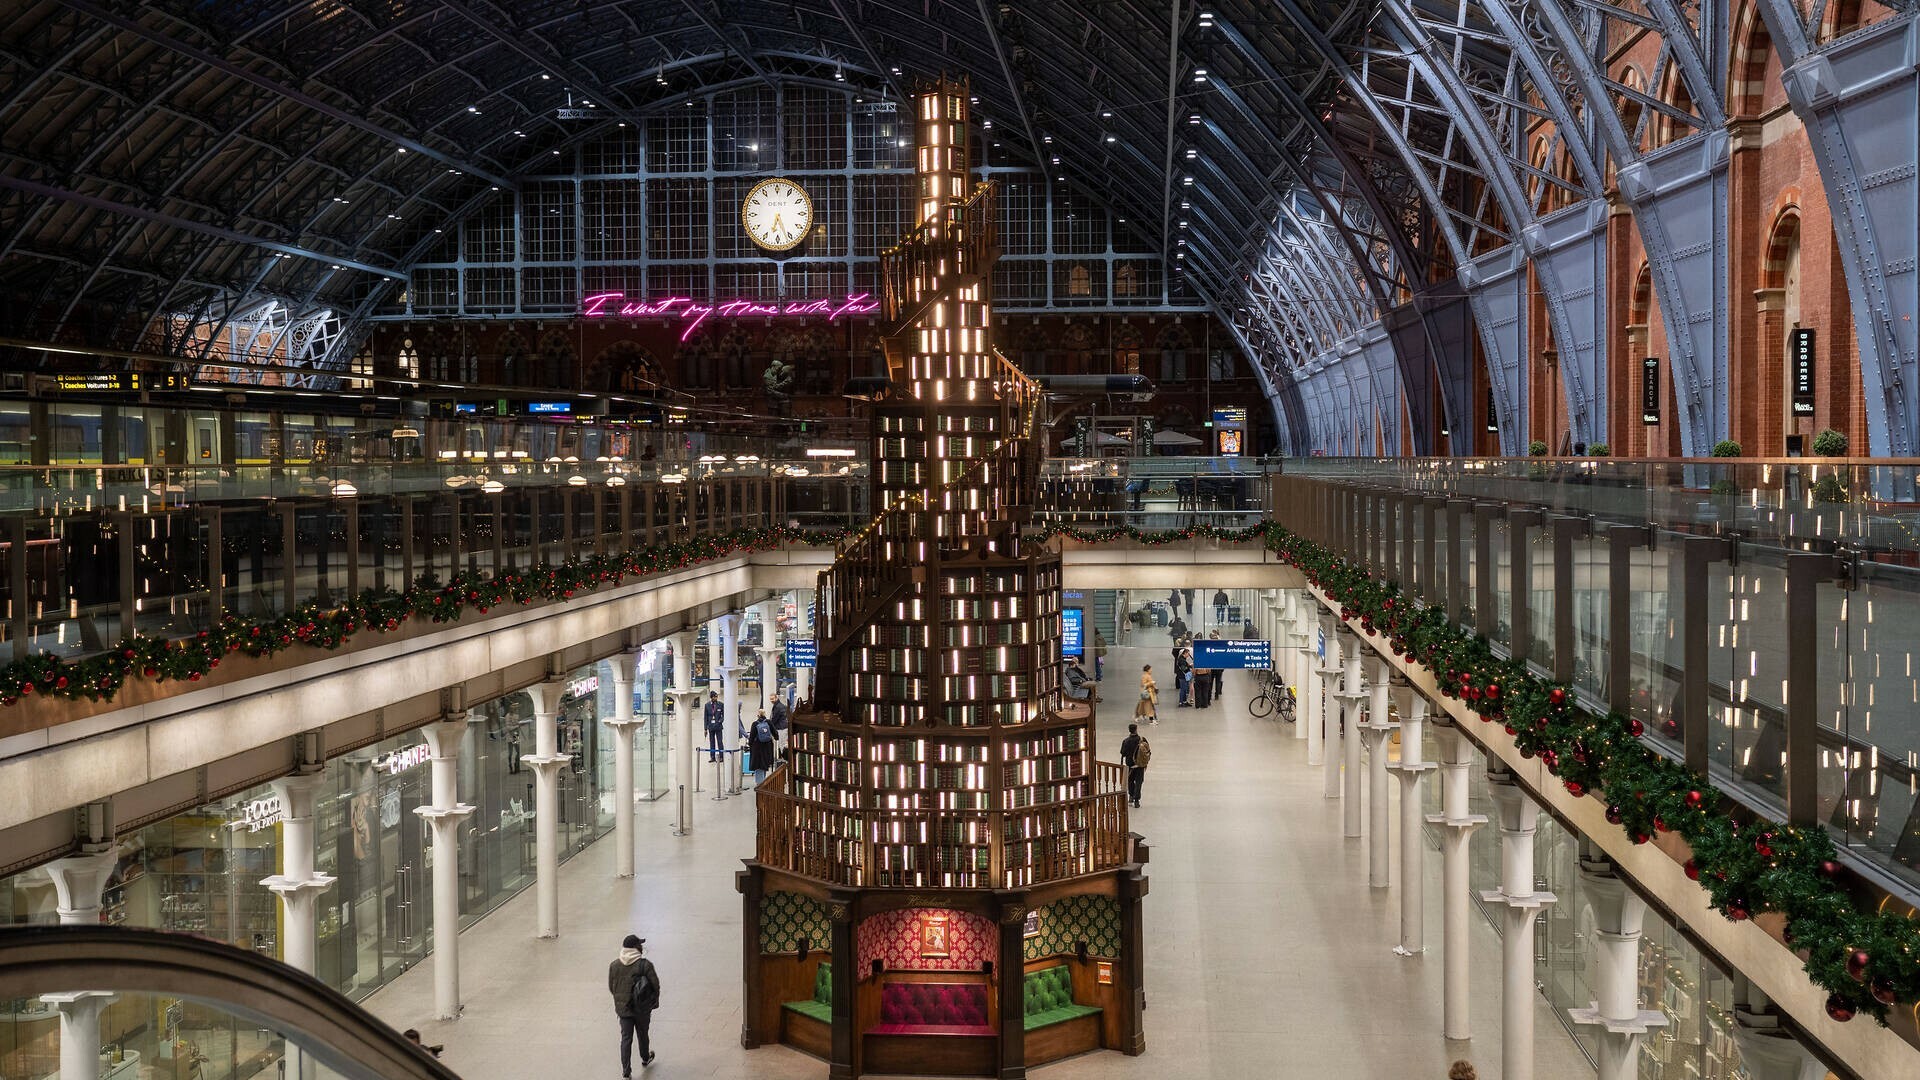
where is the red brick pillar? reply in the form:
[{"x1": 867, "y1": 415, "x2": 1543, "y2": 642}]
[
  {"x1": 1621, "y1": 326, "x2": 1648, "y2": 456},
  {"x1": 1753, "y1": 289, "x2": 1786, "y2": 455}
]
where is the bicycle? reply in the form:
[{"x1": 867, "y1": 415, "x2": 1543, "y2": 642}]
[{"x1": 1249, "y1": 671, "x2": 1295, "y2": 721}]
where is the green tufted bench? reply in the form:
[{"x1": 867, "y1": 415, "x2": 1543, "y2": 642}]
[
  {"x1": 783, "y1": 962, "x2": 833, "y2": 1024},
  {"x1": 1022, "y1": 964, "x2": 1102, "y2": 1031}
]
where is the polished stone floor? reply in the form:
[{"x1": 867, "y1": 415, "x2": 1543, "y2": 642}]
[{"x1": 366, "y1": 640, "x2": 1591, "y2": 1079}]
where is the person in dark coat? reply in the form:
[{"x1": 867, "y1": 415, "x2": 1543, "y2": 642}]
[
  {"x1": 748, "y1": 709, "x2": 776, "y2": 783},
  {"x1": 1120, "y1": 723, "x2": 1148, "y2": 808},
  {"x1": 703, "y1": 691, "x2": 725, "y2": 762},
  {"x1": 1174, "y1": 647, "x2": 1194, "y2": 707},
  {"x1": 769, "y1": 695, "x2": 789, "y2": 747},
  {"x1": 1213, "y1": 589, "x2": 1230, "y2": 624},
  {"x1": 609, "y1": 934, "x2": 660, "y2": 1075},
  {"x1": 1192, "y1": 664, "x2": 1213, "y2": 708}
]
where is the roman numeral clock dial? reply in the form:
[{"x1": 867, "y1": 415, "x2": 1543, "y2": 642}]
[{"x1": 742, "y1": 178, "x2": 814, "y2": 252}]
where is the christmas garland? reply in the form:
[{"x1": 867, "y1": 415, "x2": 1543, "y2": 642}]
[
  {"x1": 1037, "y1": 518, "x2": 1914, "y2": 1025},
  {"x1": 0, "y1": 524, "x2": 845, "y2": 709}
]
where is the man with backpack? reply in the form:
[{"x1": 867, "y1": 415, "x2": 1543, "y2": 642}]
[
  {"x1": 609, "y1": 933, "x2": 660, "y2": 1075},
  {"x1": 1120, "y1": 723, "x2": 1151, "y2": 808}
]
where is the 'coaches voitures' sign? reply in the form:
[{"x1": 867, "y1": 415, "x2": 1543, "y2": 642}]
[
  {"x1": 1192, "y1": 638, "x2": 1272, "y2": 669},
  {"x1": 1791, "y1": 328, "x2": 1816, "y2": 415},
  {"x1": 786, "y1": 639, "x2": 818, "y2": 667}
]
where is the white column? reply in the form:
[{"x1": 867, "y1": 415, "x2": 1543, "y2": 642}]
[
  {"x1": 261, "y1": 770, "x2": 335, "y2": 974},
  {"x1": 1303, "y1": 606, "x2": 1329, "y2": 765},
  {"x1": 42, "y1": 992, "x2": 112, "y2": 1080},
  {"x1": 1317, "y1": 615, "x2": 1343, "y2": 788},
  {"x1": 1482, "y1": 771, "x2": 1555, "y2": 1080},
  {"x1": 1428, "y1": 721, "x2": 1485, "y2": 1040},
  {"x1": 718, "y1": 613, "x2": 746, "y2": 735},
  {"x1": 1391, "y1": 690, "x2": 1435, "y2": 956},
  {"x1": 1360, "y1": 658, "x2": 1396, "y2": 886},
  {"x1": 1337, "y1": 635, "x2": 1365, "y2": 837},
  {"x1": 793, "y1": 589, "x2": 815, "y2": 707},
  {"x1": 41, "y1": 847, "x2": 120, "y2": 1080},
  {"x1": 43, "y1": 848, "x2": 118, "y2": 924},
  {"x1": 668, "y1": 630, "x2": 698, "y2": 835},
  {"x1": 1283, "y1": 593, "x2": 1310, "y2": 741},
  {"x1": 607, "y1": 650, "x2": 645, "y2": 880},
  {"x1": 1729, "y1": 997, "x2": 1826, "y2": 1080},
  {"x1": 1568, "y1": 859, "x2": 1667, "y2": 1080},
  {"x1": 415, "y1": 716, "x2": 476, "y2": 1020},
  {"x1": 521, "y1": 680, "x2": 568, "y2": 939},
  {"x1": 756, "y1": 600, "x2": 783, "y2": 716}
]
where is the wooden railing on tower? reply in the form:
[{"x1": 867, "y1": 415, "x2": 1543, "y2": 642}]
[{"x1": 878, "y1": 181, "x2": 1001, "y2": 339}]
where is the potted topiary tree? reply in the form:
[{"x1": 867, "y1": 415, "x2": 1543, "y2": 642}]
[
  {"x1": 1586, "y1": 443, "x2": 1610, "y2": 456},
  {"x1": 1527, "y1": 441, "x2": 1549, "y2": 457},
  {"x1": 1810, "y1": 429, "x2": 1850, "y2": 502}
]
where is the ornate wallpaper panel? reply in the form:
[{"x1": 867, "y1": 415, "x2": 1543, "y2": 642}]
[
  {"x1": 856, "y1": 908, "x2": 996, "y2": 972},
  {"x1": 1022, "y1": 895, "x2": 1121, "y2": 960},
  {"x1": 759, "y1": 890, "x2": 834, "y2": 954}
]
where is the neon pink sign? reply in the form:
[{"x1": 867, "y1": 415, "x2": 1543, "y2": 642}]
[{"x1": 579, "y1": 292, "x2": 881, "y2": 340}]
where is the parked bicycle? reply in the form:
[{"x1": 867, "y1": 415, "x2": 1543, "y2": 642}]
[{"x1": 1249, "y1": 670, "x2": 1295, "y2": 721}]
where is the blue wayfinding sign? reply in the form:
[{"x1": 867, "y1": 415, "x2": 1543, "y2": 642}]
[
  {"x1": 1061, "y1": 608, "x2": 1085, "y2": 657},
  {"x1": 786, "y1": 639, "x2": 818, "y2": 668},
  {"x1": 1193, "y1": 638, "x2": 1272, "y2": 669}
]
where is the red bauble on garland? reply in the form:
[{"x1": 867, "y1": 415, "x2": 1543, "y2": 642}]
[
  {"x1": 1826, "y1": 994, "x2": 1856, "y2": 1023},
  {"x1": 1845, "y1": 949, "x2": 1871, "y2": 981}
]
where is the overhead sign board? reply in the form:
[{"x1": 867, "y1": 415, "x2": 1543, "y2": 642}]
[
  {"x1": 786, "y1": 639, "x2": 818, "y2": 668},
  {"x1": 526, "y1": 401, "x2": 573, "y2": 415},
  {"x1": 1192, "y1": 638, "x2": 1272, "y2": 669},
  {"x1": 55, "y1": 373, "x2": 144, "y2": 392}
]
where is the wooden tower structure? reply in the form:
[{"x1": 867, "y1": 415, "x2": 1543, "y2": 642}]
[{"x1": 739, "y1": 78, "x2": 1147, "y2": 1079}]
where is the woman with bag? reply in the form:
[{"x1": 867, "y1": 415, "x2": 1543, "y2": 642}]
[{"x1": 1136, "y1": 664, "x2": 1159, "y2": 725}]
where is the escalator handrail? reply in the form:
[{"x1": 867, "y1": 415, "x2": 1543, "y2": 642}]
[{"x1": 0, "y1": 925, "x2": 461, "y2": 1080}]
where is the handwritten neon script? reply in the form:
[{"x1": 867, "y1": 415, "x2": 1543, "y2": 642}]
[{"x1": 579, "y1": 292, "x2": 881, "y2": 341}]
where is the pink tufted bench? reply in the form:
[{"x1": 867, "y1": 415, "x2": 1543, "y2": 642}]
[{"x1": 866, "y1": 981, "x2": 995, "y2": 1036}]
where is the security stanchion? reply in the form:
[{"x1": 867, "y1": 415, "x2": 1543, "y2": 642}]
[
  {"x1": 711, "y1": 754, "x2": 730, "y2": 801},
  {"x1": 729, "y1": 746, "x2": 746, "y2": 795}
]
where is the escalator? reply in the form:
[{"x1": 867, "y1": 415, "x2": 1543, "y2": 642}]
[{"x1": 0, "y1": 925, "x2": 460, "y2": 1080}]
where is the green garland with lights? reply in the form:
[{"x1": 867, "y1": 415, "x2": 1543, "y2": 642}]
[
  {"x1": 5, "y1": 513, "x2": 1914, "y2": 1023},
  {"x1": 1030, "y1": 517, "x2": 1919, "y2": 1025},
  {"x1": 0, "y1": 524, "x2": 845, "y2": 709}
]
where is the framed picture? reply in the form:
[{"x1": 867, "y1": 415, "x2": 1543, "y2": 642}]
[
  {"x1": 1022, "y1": 909, "x2": 1041, "y2": 939},
  {"x1": 1096, "y1": 960, "x2": 1114, "y2": 985},
  {"x1": 919, "y1": 913, "x2": 950, "y2": 957}
]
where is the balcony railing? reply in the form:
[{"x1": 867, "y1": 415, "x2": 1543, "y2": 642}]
[
  {"x1": 1274, "y1": 458, "x2": 1920, "y2": 898},
  {"x1": 0, "y1": 460, "x2": 795, "y2": 666}
]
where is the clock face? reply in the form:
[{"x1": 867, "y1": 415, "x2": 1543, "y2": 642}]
[{"x1": 742, "y1": 178, "x2": 813, "y2": 252}]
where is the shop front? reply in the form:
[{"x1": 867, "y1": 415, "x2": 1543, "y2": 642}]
[{"x1": 0, "y1": 662, "x2": 641, "y2": 1045}]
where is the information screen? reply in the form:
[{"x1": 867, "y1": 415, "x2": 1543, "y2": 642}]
[
  {"x1": 786, "y1": 639, "x2": 818, "y2": 668},
  {"x1": 1193, "y1": 638, "x2": 1272, "y2": 669},
  {"x1": 1061, "y1": 608, "x2": 1085, "y2": 657}
]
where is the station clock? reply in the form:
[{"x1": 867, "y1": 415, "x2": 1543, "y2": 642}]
[{"x1": 741, "y1": 177, "x2": 814, "y2": 252}]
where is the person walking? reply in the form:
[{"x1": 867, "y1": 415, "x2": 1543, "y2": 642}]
[
  {"x1": 1212, "y1": 589, "x2": 1230, "y2": 624},
  {"x1": 1120, "y1": 723, "x2": 1150, "y2": 808},
  {"x1": 747, "y1": 709, "x2": 776, "y2": 785},
  {"x1": 1093, "y1": 629, "x2": 1108, "y2": 682},
  {"x1": 1136, "y1": 664, "x2": 1159, "y2": 725},
  {"x1": 608, "y1": 934, "x2": 660, "y2": 1075},
  {"x1": 702, "y1": 691, "x2": 725, "y2": 762}
]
